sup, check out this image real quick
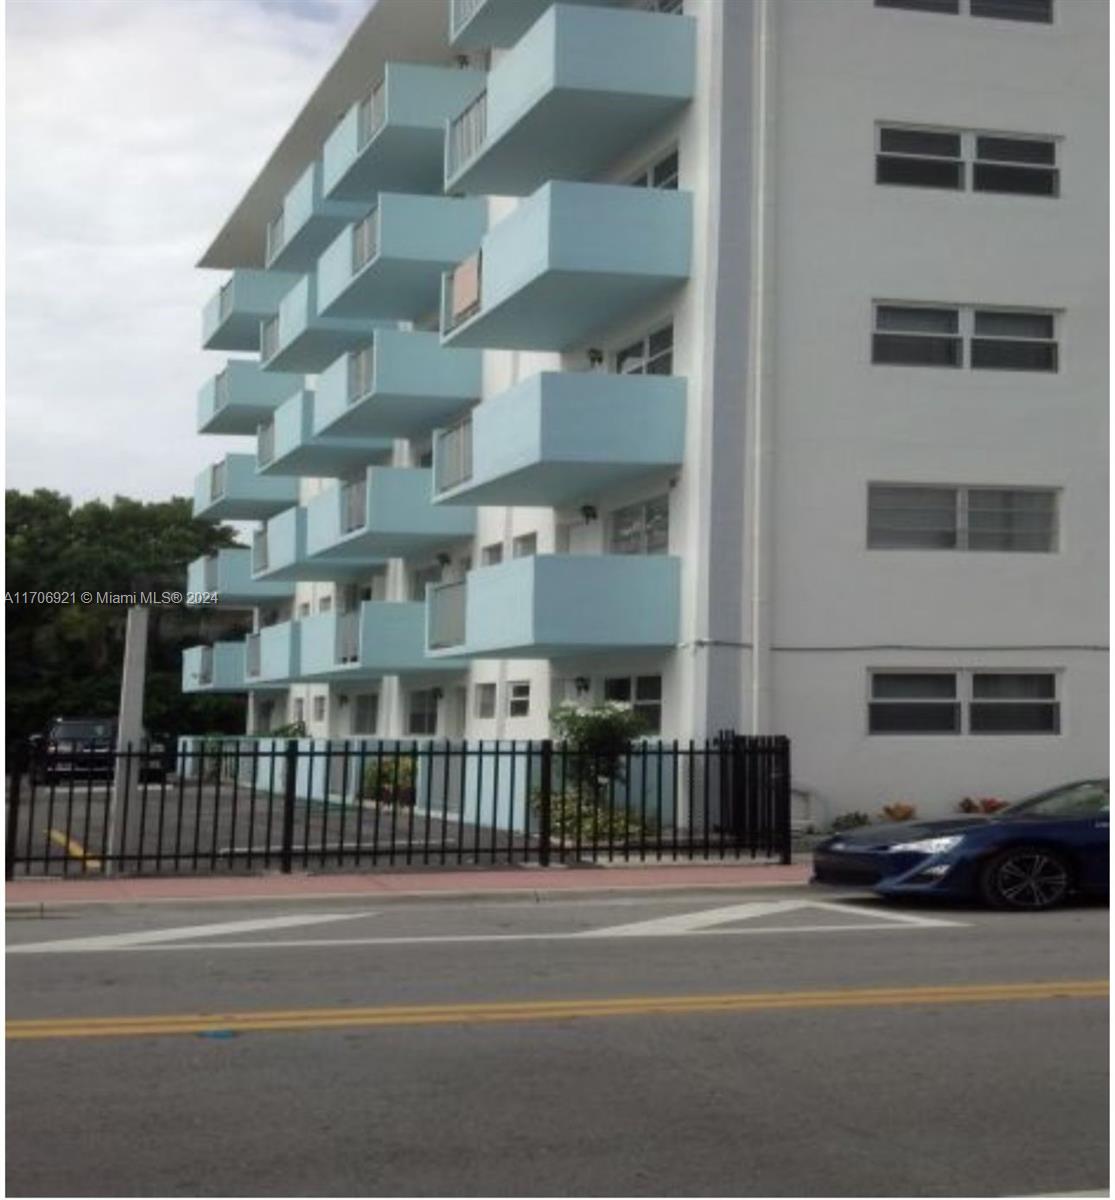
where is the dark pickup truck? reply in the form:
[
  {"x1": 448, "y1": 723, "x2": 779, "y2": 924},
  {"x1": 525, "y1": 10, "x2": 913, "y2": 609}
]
[{"x1": 29, "y1": 718, "x2": 169, "y2": 785}]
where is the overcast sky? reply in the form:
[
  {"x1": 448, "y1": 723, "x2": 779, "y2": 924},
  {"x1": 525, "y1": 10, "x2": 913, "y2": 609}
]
[{"x1": 6, "y1": 0, "x2": 371, "y2": 506}]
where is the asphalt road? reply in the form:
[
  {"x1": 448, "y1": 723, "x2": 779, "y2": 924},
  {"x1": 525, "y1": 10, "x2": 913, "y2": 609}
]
[{"x1": 6, "y1": 888, "x2": 1109, "y2": 1197}]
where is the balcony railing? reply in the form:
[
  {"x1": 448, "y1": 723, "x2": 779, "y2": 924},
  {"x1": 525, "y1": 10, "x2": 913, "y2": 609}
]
[
  {"x1": 352, "y1": 210, "x2": 379, "y2": 273},
  {"x1": 257, "y1": 421, "x2": 276, "y2": 467},
  {"x1": 198, "y1": 646, "x2": 214, "y2": 686},
  {"x1": 356, "y1": 82, "x2": 387, "y2": 151},
  {"x1": 444, "y1": 252, "x2": 483, "y2": 333},
  {"x1": 218, "y1": 280, "x2": 234, "y2": 321},
  {"x1": 447, "y1": 91, "x2": 487, "y2": 180},
  {"x1": 265, "y1": 211, "x2": 286, "y2": 263},
  {"x1": 252, "y1": 530, "x2": 269, "y2": 575},
  {"x1": 341, "y1": 478, "x2": 367, "y2": 534},
  {"x1": 336, "y1": 610, "x2": 360, "y2": 664},
  {"x1": 347, "y1": 344, "x2": 375, "y2": 404},
  {"x1": 434, "y1": 417, "x2": 473, "y2": 493},
  {"x1": 428, "y1": 581, "x2": 466, "y2": 650},
  {"x1": 246, "y1": 634, "x2": 261, "y2": 678},
  {"x1": 210, "y1": 461, "x2": 227, "y2": 502},
  {"x1": 260, "y1": 315, "x2": 281, "y2": 362},
  {"x1": 213, "y1": 369, "x2": 230, "y2": 410}
]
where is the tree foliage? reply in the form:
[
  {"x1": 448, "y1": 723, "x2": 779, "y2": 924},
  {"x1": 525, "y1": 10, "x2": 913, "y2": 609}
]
[{"x1": 6, "y1": 489, "x2": 251, "y2": 744}]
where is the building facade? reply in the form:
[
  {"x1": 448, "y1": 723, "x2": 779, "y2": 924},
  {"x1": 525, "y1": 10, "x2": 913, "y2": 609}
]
[{"x1": 183, "y1": 0, "x2": 1108, "y2": 818}]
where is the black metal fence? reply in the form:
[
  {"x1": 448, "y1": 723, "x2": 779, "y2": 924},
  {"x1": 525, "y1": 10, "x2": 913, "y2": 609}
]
[{"x1": 5, "y1": 733, "x2": 791, "y2": 879}]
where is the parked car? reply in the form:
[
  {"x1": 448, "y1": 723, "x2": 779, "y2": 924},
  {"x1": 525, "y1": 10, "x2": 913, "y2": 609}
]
[
  {"x1": 812, "y1": 779, "x2": 1109, "y2": 911},
  {"x1": 29, "y1": 718, "x2": 169, "y2": 786}
]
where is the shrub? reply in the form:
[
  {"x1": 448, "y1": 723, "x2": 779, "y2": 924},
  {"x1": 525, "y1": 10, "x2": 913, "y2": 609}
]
[
  {"x1": 360, "y1": 755, "x2": 416, "y2": 807},
  {"x1": 880, "y1": 802, "x2": 917, "y2": 822},
  {"x1": 531, "y1": 785, "x2": 654, "y2": 846},
  {"x1": 550, "y1": 701, "x2": 649, "y2": 787},
  {"x1": 959, "y1": 796, "x2": 1008, "y2": 815},
  {"x1": 269, "y1": 720, "x2": 306, "y2": 739},
  {"x1": 830, "y1": 811, "x2": 871, "y2": 832}
]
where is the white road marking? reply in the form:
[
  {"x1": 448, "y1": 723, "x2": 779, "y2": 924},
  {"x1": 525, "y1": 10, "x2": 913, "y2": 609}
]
[
  {"x1": 6, "y1": 901, "x2": 964, "y2": 955},
  {"x1": 7, "y1": 911, "x2": 374, "y2": 955}
]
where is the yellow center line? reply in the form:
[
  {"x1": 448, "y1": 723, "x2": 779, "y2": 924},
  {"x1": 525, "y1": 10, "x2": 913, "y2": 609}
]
[
  {"x1": 47, "y1": 830, "x2": 102, "y2": 871},
  {"x1": 7, "y1": 980, "x2": 1107, "y2": 1041}
]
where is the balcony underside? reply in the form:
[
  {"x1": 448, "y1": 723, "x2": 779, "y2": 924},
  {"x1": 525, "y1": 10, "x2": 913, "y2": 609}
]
[
  {"x1": 328, "y1": 128, "x2": 449, "y2": 203},
  {"x1": 310, "y1": 527, "x2": 466, "y2": 563},
  {"x1": 196, "y1": 495, "x2": 295, "y2": 522},
  {"x1": 199, "y1": 402, "x2": 280, "y2": 437},
  {"x1": 321, "y1": 390, "x2": 474, "y2": 440},
  {"x1": 322, "y1": 260, "x2": 449, "y2": 322},
  {"x1": 446, "y1": 271, "x2": 685, "y2": 352},
  {"x1": 268, "y1": 209, "x2": 363, "y2": 274},
  {"x1": 265, "y1": 322, "x2": 373, "y2": 374},
  {"x1": 438, "y1": 461, "x2": 670, "y2": 509},
  {"x1": 254, "y1": 556, "x2": 383, "y2": 585},
  {"x1": 451, "y1": 0, "x2": 615, "y2": 49},
  {"x1": 258, "y1": 440, "x2": 391, "y2": 480},
  {"x1": 203, "y1": 313, "x2": 268, "y2": 353}
]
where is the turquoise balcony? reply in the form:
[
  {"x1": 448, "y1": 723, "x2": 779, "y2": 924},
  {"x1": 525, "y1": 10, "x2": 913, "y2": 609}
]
[
  {"x1": 256, "y1": 390, "x2": 391, "y2": 479},
  {"x1": 299, "y1": 602, "x2": 466, "y2": 681},
  {"x1": 182, "y1": 643, "x2": 246, "y2": 693},
  {"x1": 252, "y1": 507, "x2": 376, "y2": 584},
  {"x1": 433, "y1": 371, "x2": 685, "y2": 507},
  {"x1": 322, "y1": 63, "x2": 486, "y2": 201},
  {"x1": 306, "y1": 468, "x2": 474, "y2": 563},
  {"x1": 196, "y1": 360, "x2": 302, "y2": 436},
  {"x1": 260, "y1": 275, "x2": 376, "y2": 374},
  {"x1": 244, "y1": 621, "x2": 301, "y2": 686},
  {"x1": 317, "y1": 195, "x2": 487, "y2": 322},
  {"x1": 441, "y1": 183, "x2": 690, "y2": 351},
  {"x1": 192, "y1": 454, "x2": 298, "y2": 522},
  {"x1": 426, "y1": 553, "x2": 681, "y2": 657},
  {"x1": 446, "y1": 5, "x2": 694, "y2": 195},
  {"x1": 264, "y1": 161, "x2": 366, "y2": 273},
  {"x1": 201, "y1": 270, "x2": 297, "y2": 351},
  {"x1": 449, "y1": 0, "x2": 618, "y2": 49},
  {"x1": 312, "y1": 332, "x2": 482, "y2": 440},
  {"x1": 186, "y1": 548, "x2": 293, "y2": 607}
]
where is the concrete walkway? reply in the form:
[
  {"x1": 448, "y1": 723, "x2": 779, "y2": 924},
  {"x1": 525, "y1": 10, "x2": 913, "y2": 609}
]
[{"x1": 6, "y1": 860, "x2": 811, "y2": 909}]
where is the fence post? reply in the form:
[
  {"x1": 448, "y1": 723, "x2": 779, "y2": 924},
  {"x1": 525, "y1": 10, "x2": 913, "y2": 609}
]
[
  {"x1": 778, "y1": 737, "x2": 793, "y2": 865},
  {"x1": 279, "y1": 739, "x2": 299, "y2": 875},
  {"x1": 538, "y1": 739, "x2": 553, "y2": 867},
  {"x1": 6, "y1": 742, "x2": 26, "y2": 881}
]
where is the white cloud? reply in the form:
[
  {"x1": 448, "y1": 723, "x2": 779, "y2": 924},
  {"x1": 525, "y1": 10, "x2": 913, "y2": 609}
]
[{"x1": 5, "y1": 0, "x2": 370, "y2": 504}]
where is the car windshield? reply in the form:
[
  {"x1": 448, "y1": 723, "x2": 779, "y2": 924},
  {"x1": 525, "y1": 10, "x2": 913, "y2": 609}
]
[
  {"x1": 1001, "y1": 780, "x2": 1109, "y2": 820},
  {"x1": 53, "y1": 721, "x2": 115, "y2": 740}
]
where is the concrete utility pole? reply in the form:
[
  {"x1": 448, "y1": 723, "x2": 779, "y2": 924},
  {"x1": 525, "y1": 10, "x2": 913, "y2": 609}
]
[{"x1": 105, "y1": 605, "x2": 149, "y2": 876}]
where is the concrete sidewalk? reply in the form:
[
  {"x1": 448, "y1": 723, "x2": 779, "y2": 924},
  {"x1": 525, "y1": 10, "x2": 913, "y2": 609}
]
[{"x1": 6, "y1": 860, "x2": 811, "y2": 910}]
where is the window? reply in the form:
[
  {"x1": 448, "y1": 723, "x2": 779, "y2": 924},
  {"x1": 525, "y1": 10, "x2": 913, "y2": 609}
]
[
  {"x1": 474, "y1": 682, "x2": 497, "y2": 719},
  {"x1": 481, "y1": 542, "x2": 503, "y2": 566},
  {"x1": 604, "y1": 675, "x2": 663, "y2": 735},
  {"x1": 873, "y1": 303, "x2": 1058, "y2": 370},
  {"x1": 410, "y1": 564, "x2": 442, "y2": 602},
  {"x1": 610, "y1": 495, "x2": 669, "y2": 555},
  {"x1": 971, "y1": 309, "x2": 1057, "y2": 370},
  {"x1": 298, "y1": 602, "x2": 310, "y2": 619},
  {"x1": 512, "y1": 533, "x2": 537, "y2": 559},
  {"x1": 508, "y1": 682, "x2": 531, "y2": 718},
  {"x1": 630, "y1": 148, "x2": 678, "y2": 190},
  {"x1": 877, "y1": 125, "x2": 1058, "y2": 197},
  {"x1": 873, "y1": 305, "x2": 962, "y2": 367},
  {"x1": 319, "y1": 595, "x2": 333, "y2": 613},
  {"x1": 869, "y1": 671, "x2": 1060, "y2": 735},
  {"x1": 973, "y1": 135, "x2": 1058, "y2": 196},
  {"x1": 616, "y1": 323, "x2": 673, "y2": 375},
  {"x1": 353, "y1": 693, "x2": 379, "y2": 735},
  {"x1": 877, "y1": 127, "x2": 963, "y2": 189},
  {"x1": 869, "y1": 673, "x2": 961, "y2": 734},
  {"x1": 867, "y1": 485, "x2": 1058, "y2": 552},
  {"x1": 971, "y1": 0, "x2": 1052, "y2": 22},
  {"x1": 876, "y1": 0, "x2": 959, "y2": 11},
  {"x1": 312, "y1": 696, "x2": 326, "y2": 723},
  {"x1": 408, "y1": 690, "x2": 438, "y2": 736},
  {"x1": 292, "y1": 699, "x2": 305, "y2": 724}
]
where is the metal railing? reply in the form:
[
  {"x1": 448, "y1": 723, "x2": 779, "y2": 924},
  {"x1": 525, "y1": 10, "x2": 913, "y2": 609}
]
[
  {"x1": 428, "y1": 580, "x2": 467, "y2": 650},
  {"x1": 336, "y1": 610, "x2": 361, "y2": 664},
  {"x1": 356, "y1": 82, "x2": 386, "y2": 151},
  {"x1": 252, "y1": 530, "x2": 269, "y2": 575},
  {"x1": 435, "y1": 416, "x2": 473, "y2": 493},
  {"x1": 266, "y1": 211, "x2": 285, "y2": 263},
  {"x1": 5, "y1": 733, "x2": 791, "y2": 879},
  {"x1": 260, "y1": 315, "x2": 281, "y2": 362},
  {"x1": 352, "y1": 210, "x2": 379, "y2": 273},
  {"x1": 450, "y1": 0, "x2": 487, "y2": 37},
  {"x1": 341, "y1": 477, "x2": 368, "y2": 534},
  {"x1": 213, "y1": 370, "x2": 230, "y2": 409},
  {"x1": 257, "y1": 421, "x2": 276, "y2": 467},
  {"x1": 245, "y1": 634, "x2": 262, "y2": 678},
  {"x1": 447, "y1": 90, "x2": 487, "y2": 179},
  {"x1": 444, "y1": 252, "x2": 483, "y2": 333},
  {"x1": 209, "y1": 461, "x2": 227, "y2": 502},
  {"x1": 347, "y1": 344, "x2": 375, "y2": 404}
]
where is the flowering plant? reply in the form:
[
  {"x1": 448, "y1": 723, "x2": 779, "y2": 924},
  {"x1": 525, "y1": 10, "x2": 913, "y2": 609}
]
[{"x1": 880, "y1": 802, "x2": 917, "y2": 822}]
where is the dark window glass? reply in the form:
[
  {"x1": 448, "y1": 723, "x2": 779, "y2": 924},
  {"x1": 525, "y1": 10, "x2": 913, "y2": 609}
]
[
  {"x1": 868, "y1": 486, "x2": 958, "y2": 549},
  {"x1": 869, "y1": 703, "x2": 962, "y2": 734},
  {"x1": 877, "y1": 306, "x2": 958, "y2": 333},
  {"x1": 877, "y1": 156, "x2": 964, "y2": 189},
  {"x1": 1007, "y1": 781, "x2": 1107, "y2": 818},
  {"x1": 873, "y1": 674, "x2": 957, "y2": 700},
  {"x1": 970, "y1": 339, "x2": 1057, "y2": 371},
  {"x1": 604, "y1": 678, "x2": 632, "y2": 702},
  {"x1": 652, "y1": 151, "x2": 679, "y2": 189},
  {"x1": 970, "y1": 0, "x2": 1053, "y2": 23},
  {"x1": 875, "y1": 0, "x2": 959, "y2": 11},
  {"x1": 969, "y1": 703, "x2": 1059, "y2": 734},
  {"x1": 972, "y1": 163, "x2": 1058, "y2": 196},
  {"x1": 966, "y1": 489, "x2": 1057, "y2": 552},
  {"x1": 973, "y1": 311, "x2": 1054, "y2": 337},
  {"x1": 873, "y1": 333, "x2": 962, "y2": 366},
  {"x1": 972, "y1": 673, "x2": 1055, "y2": 700},
  {"x1": 977, "y1": 136, "x2": 1056, "y2": 165},
  {"x1": 880, "y1": 128, "x2": 962, "y2": 158}
]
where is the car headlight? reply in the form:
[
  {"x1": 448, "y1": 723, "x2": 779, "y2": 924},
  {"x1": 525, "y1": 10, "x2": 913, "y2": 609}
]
[{"x1": 890, "y1": 835, "x2": 965, "y2": 855}]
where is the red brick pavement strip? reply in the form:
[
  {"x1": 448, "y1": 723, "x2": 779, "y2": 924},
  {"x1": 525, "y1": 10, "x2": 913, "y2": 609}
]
[{"x1": 6, "y1": 862, "x2": 812, "y2": 909}]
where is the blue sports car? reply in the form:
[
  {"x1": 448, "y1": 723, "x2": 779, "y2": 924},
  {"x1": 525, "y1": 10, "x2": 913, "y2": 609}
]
[{"x1": 812, "y1": 779, "x2": 1109, "y2": 910}]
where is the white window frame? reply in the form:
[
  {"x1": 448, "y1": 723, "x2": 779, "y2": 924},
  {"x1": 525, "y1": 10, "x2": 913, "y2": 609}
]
[
  {"x1": 603, "y1": 674, "x2": 664, "y2": 736},
  {"x1": 407, "y1": 689, "x2": 439, "y2": 737},
  {"x1": 629, "y1": 146, "x2": 679, "y2": 190},
  {"x1": 875, "y1": 0, "x2": 1054, "y2": 23},
  {"x1": 481, "y1": 542, "x2": 503, "y2": 567},
  {"x1": 507, "y1": 681, "x2": 531, "y2": 719},
  {"x1": 512, "y1": 533, "x2": 537, "y2": 559},
  {"x1": 474, "y1": 682, "x2": 497, "y2": 720},
  {"x1": 872, "y1": 302, "x2": 1059, "y2": 371},
  {"x1": 609, "y1": 495, "x2": 670, "y2": 556},
  {"x1": 352, "y1": 693, "x2": 379, "y2": 736},
  {"x1": 868, "y1": 670, "x2": 1061, "y2": 736},
  {"x1": 312, "y1": 695, "x2": 327, "y2": 723},
  {"x1": 615, "y1": 322, "x2": 674, "y2": 376},
  {"x1": 876, "y1": 124, "x2": 1059, "y2": 196}
]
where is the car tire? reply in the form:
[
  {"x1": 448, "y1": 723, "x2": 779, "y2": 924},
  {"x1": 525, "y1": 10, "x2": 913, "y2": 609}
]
[{"x1": 979, "y1": 846, "x2": 1073, "y2": 911}]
